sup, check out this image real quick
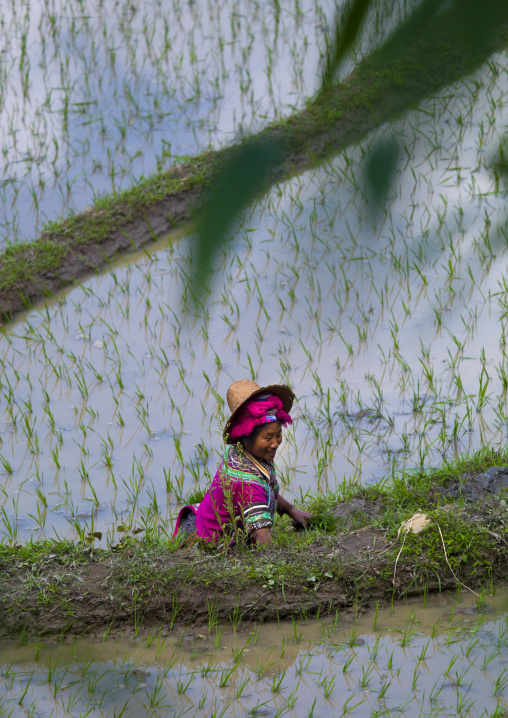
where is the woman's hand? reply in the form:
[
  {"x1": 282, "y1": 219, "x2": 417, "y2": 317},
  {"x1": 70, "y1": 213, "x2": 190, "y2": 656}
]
[
  {"x1": 277, "y1": 494, "x2": 311, "y2": 528},
  {"x1": 251, "y1": 528, "x2": 273, "y2": 545},
  {"x1": 288, "y1": 506, "x2": 312, "y2": 528}
]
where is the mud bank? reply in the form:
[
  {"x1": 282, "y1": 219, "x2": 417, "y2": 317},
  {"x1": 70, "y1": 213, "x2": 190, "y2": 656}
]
[{"x1": 1, "y1": 461, "x2": 507, "y2": 640}]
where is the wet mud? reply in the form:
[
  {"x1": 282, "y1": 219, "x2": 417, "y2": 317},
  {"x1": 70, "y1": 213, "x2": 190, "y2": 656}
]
[{"x1": 443, "y1": 466, "x2": 508, "y2": 501}]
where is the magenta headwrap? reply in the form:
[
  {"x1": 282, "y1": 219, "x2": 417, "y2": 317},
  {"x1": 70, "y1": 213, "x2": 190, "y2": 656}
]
[{"x1": 229, "y1": 394, "x2": 293, "y2": 441}]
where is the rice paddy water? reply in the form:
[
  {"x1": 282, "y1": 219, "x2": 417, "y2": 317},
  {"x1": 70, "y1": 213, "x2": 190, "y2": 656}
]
[{"x1": 2, "y1": 0, "x2": 508, "y2": 714}]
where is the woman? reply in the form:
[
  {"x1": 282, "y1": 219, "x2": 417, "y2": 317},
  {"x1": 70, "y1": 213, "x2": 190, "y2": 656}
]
[{"x1": 174, "y1": 379, "x2": 311, "y2": 545}]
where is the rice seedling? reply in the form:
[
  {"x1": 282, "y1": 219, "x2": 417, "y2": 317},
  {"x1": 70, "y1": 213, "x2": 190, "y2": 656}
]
[
  {"x1": 386, "y1": 649, "x2": 394, "y2": 670},
  {"x1": 231, "y1": 635, "x2": 252, "y2": 664},
  {"x1": 342, "y1": 651, "x2": 356, "y2": 674},
  {"x1": 359, "y1": 662, "x2": 375, "y2": 688},
  {"x1": 341, "y1": 692, "x2": 365, "y2": 715},
  {"x1": 212, "y1": 628, "x2": 223, "y2": 651},
  {"x1": 198, "y1": 688, "x2": 208, "y2": 709},
  {"x1": 271, "y1": 668, "x2": 287, "y2": 692},
  {"x1": 209, "y1": 699, "x2": 232, "y2": 718},
  {"x1": 320, "y1": 673, "x2": 336, "y2": 698},
  {"x1": 176, "y1": 670, "x2": 194, "y2": 695},
  {"x1": 292, "y1": 617, "x2": 303, "y2": 644},
  {"x1": 492, "y1": 669, "x2": 508, "y2": 697},
  {"x1": 254, "y1": 650, "x2": 278, "y2": 679}
]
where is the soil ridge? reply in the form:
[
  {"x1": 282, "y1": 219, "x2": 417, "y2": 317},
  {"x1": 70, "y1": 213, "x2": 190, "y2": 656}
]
[{"x1": 1, "y1": 456, "x2": 507, "y2": 640}]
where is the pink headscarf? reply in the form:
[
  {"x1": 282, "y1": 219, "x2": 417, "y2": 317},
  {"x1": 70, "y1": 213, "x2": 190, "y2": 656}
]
[{"x1": 229, "y1": 395, "x2": 292, "y2": 441}]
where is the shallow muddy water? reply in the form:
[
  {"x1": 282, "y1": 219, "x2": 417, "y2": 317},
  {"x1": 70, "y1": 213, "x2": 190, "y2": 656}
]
[
  {"x1": 2, "y1": 51, "x2": 508, "y2": 542},
  {"x1": 1, "y1": 590, "x2": 508, "y2": 716}
]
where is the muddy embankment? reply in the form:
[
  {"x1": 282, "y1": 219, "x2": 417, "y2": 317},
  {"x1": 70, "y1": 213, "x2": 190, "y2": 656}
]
[{"x1": 1, "y1": 466, "x2": 507, "y2": 640}]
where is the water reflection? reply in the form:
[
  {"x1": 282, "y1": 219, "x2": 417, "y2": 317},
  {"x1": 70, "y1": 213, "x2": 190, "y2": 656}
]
[{"x1": 1, "y1": 590, "x2": 508, "y2": 716}]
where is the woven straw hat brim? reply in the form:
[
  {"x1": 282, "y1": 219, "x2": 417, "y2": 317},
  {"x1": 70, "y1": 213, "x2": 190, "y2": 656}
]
[{"x1": 224, "y1": 381, "x2": 295, "y2": 444}]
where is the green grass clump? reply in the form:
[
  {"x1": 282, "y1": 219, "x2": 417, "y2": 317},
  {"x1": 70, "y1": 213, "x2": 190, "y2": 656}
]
[
  {"x1": 386, "y1": 445, "x2": 508, "y2": 515},
  {"x1": 0, "y1": 536, "x2": 99, "y2": 567},
  {"x1": 0, "y1": 239, "x2": 67, "y2": 292},
  {"x1": 393, "y1": 508, "x2": 500, "y2": 574}
]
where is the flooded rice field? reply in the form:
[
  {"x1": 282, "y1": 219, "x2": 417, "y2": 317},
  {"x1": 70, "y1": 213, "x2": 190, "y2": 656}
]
[
  {"x1": 1, "y1": 590, "x2": 508, "y2": 716},
  {"x1": 0, "y1": 0, "x2": 335, "y2": 245},
  {"x1": 2, "y1": 47, "x2": 508, "y2": 542},
  {"x1": 2, "y1": 1, "x2": 508, "y2": 713}
]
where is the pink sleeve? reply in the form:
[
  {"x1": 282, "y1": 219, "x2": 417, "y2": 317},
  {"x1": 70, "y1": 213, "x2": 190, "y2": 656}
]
[{"x1": 232, "y1": 481, "x2": 266, "y2": 507}]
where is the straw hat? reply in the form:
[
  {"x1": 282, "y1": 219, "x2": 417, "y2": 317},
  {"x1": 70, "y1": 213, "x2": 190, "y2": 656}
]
[{"x1": 224, "y1": 379, "x2": 295, "y2": 443}]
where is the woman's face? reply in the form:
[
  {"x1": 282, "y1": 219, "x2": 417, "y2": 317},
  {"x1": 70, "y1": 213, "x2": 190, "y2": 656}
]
[{"x1": 247, "y1": 421, "x2": 283, "y2": 462}]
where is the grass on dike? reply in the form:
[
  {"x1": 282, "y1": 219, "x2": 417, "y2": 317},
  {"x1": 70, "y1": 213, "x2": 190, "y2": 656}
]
[
  {"x1": 1, "y1": 446, "x2": 507, "y2": 628},
  {"x1": 0, "y1": 159, "x2": 212, "y2": 295}
]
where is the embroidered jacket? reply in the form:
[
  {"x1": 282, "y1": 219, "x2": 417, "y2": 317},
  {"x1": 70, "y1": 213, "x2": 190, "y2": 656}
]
[{"x1": 195, "y1": 444, "x2": 279, "y2": 541}]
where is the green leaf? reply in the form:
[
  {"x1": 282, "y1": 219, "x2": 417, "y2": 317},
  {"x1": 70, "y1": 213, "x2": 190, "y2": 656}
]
[
  {"x1": 373, "y1": 0, "x2": 507, "y2": 69},
  {"x1": 364, "y1": 135, "x2": 399, "y2": 212},
  {"x1": 191, "y1": 137, "x2": 287, "y2": 303},
  {"x1": 454, "y1": 0, "x2": 508, "y2": 64},
  {"x1": 490, "y1": 134, "x2": 508, "y2": 177},
  {"x1": 373, "y1": 0, "x2": 443, "y2": 63},
  {"x1": 322, "y1": 0, "x2": 374, "y2": 87}
]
